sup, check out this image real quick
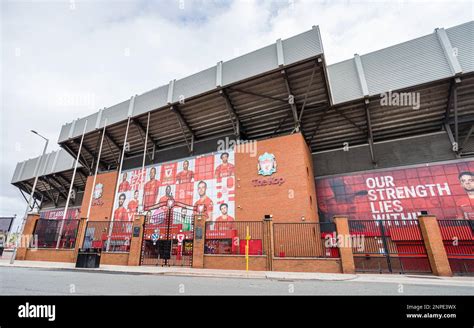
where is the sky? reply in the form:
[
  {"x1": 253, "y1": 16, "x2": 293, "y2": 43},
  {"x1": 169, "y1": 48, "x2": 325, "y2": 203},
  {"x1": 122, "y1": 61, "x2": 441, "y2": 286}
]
[{"x1": 1, "y1": 0, "x2": 473, "y2": 228}]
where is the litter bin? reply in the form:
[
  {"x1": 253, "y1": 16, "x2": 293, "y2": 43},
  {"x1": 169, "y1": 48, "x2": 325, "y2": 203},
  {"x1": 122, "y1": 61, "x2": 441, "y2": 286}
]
[
  {"x1": 76, "y1": 248, "x2": 101, "y2": 268},
  {"x1": 0, "y1": 247, "x2": 4, "y2": 257}
]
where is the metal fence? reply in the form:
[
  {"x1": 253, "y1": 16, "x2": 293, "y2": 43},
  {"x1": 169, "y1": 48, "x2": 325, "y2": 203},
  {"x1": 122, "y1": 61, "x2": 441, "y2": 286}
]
[
  {"x1": 204, "y1": 221, "x2": 264, "y2": 255},
  {"x1": 273, "y1": 222, "x2": 339, "y2": 258},
  {"x1": 348, "y1": 219, "x2": 431, "y2": 274},
  {"x1": 83, "y1": 221, "x2": 133, "y2": 252},
  {"x1": 438, "y1": 219, "x2": 474, "y2": 276},
  {"x1": 33, "y1": 219, "x2": 80, "y2": 249}
]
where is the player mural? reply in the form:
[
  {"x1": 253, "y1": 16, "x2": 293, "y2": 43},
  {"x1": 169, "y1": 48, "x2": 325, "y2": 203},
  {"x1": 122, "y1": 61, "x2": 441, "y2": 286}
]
[
  {"x1": 316, "y1": 160, "x2": 474, "y2": 222},
  {"x1": 111, "y1": 151, "x2": 236, "y2": 225}
]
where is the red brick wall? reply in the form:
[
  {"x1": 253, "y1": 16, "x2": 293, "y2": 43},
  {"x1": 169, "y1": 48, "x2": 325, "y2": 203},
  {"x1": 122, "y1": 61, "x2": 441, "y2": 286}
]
[
  {"x1": 235, "y1": 133, "x2": 318, "y2": 222},
  {"x1": 203, "y1": 255, "x2": 267, "y2": 271},
  {"x1": 80, "y1": 171, "x2": 118, "y2": 221},
  {"x1": 272, "y1": 258, "x2": 342, "y2": 273},
  {"x1": 25, "y1": 249, "x2": 76, "y2": 263},
  {"x1": 101, "y1": 253, "x2": 129, "y2": 266}
]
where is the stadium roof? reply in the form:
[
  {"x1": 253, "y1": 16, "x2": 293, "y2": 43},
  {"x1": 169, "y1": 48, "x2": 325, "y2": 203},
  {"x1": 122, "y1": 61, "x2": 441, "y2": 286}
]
[{"x1": 11, "y1": 21, "x2": 474, "y2": 203}]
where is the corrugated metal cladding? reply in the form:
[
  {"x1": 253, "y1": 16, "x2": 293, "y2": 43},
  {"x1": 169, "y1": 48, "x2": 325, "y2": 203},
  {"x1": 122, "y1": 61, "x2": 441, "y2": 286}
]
[
  {"x1": 133, "y1": 85, "x2": 168, "y2": 117},
  {"x1": 326, "y1": 59, "x2": 363, "y2": 104},
  {"x1": 327, "y1": 21, "x2": 474, "y2": 105},
  {"x1": 222, "y1": 44, "x2": 279, "y2": 85},
  {"x1": 172, "y1": 66, "x2": 217, "y2": 103},
  {"x1": 12, "y1": 21, "x2": 474, "y2": 185},
  {"x1": 446, "y1": 21, "x2": 474, "y2": 74},
  {"x1": 57, "y1": 26, "x2": 324, "y2": 143},
  {"x1": 99, "y1": 99, "x2": 130, "y2": 127},
  {"x1": 282, "y1": 28, "x2": 323, "y2": 65},
  {"x1": 11, "y1": 149, "x2": 80, "y2": 184},
  {"x1": 361, "y1": 33, "x2": 452, "y2": 96}
]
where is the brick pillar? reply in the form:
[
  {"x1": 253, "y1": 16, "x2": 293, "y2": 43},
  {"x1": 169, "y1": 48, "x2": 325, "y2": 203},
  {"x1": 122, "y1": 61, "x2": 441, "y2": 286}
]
[
  {"x1": 15, "y1": 213, "x2": 40, "y2": 261},
  {"x1": 128, "y1": 215, "x2": 146, "y2": 266},
  {"x1": 263, "y1": 217, "x2": 273, "y2": 271},
  {"x1": 418, "y1": 215, "x2": 452, "y2": 277},
  {"x1": 334, "y1": 216, "x2": 355, "y2": 274},
  {"x1": 73, "y1": 217, "x2": 88, "y2": 260},
  {"x1": 192, "y1": 215, "x2": 206, "y2": 268}
]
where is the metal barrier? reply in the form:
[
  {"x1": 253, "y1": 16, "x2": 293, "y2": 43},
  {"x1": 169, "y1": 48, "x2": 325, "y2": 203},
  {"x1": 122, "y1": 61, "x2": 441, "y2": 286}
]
[
  {"x1": 204, "y1": 221, "x2": 264, "y2": 255},
  {"x1": 83, "y1": 221, "x2": 133, "y2": 252},
  {"x1": 273, "y1": 222, "x2": 339, "y2": 258},
  {"x1": 438, "y1": 219, "x2": 474, "y2": 276},
  {"x1": 348, "y1": 219, "x2": 431, "y2": 274},
  {"x1": 33, "y1": 219, "x2": 79, "y2": 249}
]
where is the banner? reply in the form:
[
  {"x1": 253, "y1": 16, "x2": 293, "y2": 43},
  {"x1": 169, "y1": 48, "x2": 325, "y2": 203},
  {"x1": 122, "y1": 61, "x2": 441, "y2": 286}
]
[
  {"x1": 39, "y1": 207, "x2": 80, "y2": 220},
  {"x1": 112, "y1": 151, "x2": 235, "y2": 222},
  {"x1": 316, "y1": 160, "x2": 474, "y2": 221}
]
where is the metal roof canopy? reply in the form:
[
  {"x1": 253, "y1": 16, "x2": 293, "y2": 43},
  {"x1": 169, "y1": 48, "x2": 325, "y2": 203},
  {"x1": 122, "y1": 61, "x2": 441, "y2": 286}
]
[
  {"x1": 11, "y1": 21, "x2": 474, "y2": 204},
  {"x1": 11, "y1": 149, "x2": 87, "y2": 208},
  {"x1": 58, "y1": 26, "x2": 331, "y2": 172}
]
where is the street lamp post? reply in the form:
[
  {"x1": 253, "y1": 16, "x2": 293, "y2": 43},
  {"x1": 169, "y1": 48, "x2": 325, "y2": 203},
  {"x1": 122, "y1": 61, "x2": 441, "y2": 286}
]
[{"x1": 10, "y1": 130, "x2": 49, "y2": 264}]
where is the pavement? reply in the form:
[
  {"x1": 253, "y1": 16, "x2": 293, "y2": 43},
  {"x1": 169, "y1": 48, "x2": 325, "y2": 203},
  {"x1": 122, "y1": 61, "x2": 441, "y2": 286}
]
[{"x1": 1, "y1": 250, "x2": 473, "y2": 288}]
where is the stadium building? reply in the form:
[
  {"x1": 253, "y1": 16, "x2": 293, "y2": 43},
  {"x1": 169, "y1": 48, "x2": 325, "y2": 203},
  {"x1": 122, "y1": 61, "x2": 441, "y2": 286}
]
[{"x1": 9, "y1": 21, "x2": 474, "y2": 275}]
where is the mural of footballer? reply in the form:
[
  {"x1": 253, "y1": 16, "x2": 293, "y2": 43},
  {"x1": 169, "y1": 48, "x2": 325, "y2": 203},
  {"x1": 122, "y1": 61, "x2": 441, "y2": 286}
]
[
  {"x1": 215, "y1": 203, "x2": 234, "y2": 222},
  {"x1": 176, "y1": 160, "x2": 194, "y2": 184},
  {"x1": 114, "y1": 193, "x2": 129, "y2": 221},
  {"x1": 215, "y1": 152, "x2": 234, "y2": 179},
  {"x1": 158, "y1": 185, "x2": 174, "y2": 204},
  {"x1": 127, "y1": 190, "x2": 140, "y2": 214},
  {"x1": 459, "y1": 171, "x2": 474, "y2": 200},
  {"x1": 118, "y1": 172, "x2": 131, "y2": 192},
  {"x1": 143, "y1": 167, "x2": 160, "y2": 210},
  {"x1": 194, "y1": 180, "x2": 214, "y2": 221}
]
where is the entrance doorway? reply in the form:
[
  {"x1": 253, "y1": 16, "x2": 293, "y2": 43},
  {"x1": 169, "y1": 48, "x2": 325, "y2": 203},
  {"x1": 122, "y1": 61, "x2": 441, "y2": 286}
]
[{"x1": 140, "y1": 200, "x2": 194, "y2": 267}]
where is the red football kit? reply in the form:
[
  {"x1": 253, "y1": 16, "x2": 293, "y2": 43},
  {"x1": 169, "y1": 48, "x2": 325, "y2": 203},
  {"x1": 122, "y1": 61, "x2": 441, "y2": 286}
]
[
  {"x1": 215, "y1": 163, "x2": 234, "y2": 179},
  {"x1": 215, "y1": 215, "x2": 235, "y2": 222},
  {"x1": 114, "y1": 207, "x2": 129, "y2": 221},
  {"x1": 158, "y1": 195, "x2": 173, "y2": 205},
  {"x1": 143, "y1": 179, "x2": 160, "y2": 210},
  {"x1": 194, "y1": 196, "x2": 213, "y2": 218},
  {"x1": 118, "y1": 181, "x2": 131, "y2": 192},
  {"x1": 127, "y1": 199, "x2": 139, "y2": 213},
  {"x1": 176, "y1": 170, "x2": 194, "y2": 184}
]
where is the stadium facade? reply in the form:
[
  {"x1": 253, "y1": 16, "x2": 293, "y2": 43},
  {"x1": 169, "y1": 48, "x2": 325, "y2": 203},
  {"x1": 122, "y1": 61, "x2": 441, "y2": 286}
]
[{"x1": 9, "y1": 21, "x2": 474, "y2": 275}]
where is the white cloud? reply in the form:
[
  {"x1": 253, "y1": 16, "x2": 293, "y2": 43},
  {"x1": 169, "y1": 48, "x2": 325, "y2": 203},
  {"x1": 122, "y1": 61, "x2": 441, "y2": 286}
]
[{"x1": 1, "y1": 0, "x2": 472, "y2": 225}]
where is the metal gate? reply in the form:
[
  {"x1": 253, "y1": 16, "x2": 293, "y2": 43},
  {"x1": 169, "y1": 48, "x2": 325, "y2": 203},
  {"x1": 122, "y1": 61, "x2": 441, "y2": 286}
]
[
  {"x1": 348, "y1": 219, "x2": 432, "y2": 274},
  {"x1": 438, "y1": 219, "x2": 474, "y2": 276},
  {"x1": 140, "y1": 200, "x2": 194, "y2": 267}
]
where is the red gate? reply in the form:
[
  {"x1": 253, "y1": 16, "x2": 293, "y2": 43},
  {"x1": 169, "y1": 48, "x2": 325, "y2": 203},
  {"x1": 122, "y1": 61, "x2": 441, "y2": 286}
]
[
  {"x1": 348, "y1": 219, "x2": 431, "y2": 274},
  {"x1": 140, "y1": 200, "x2": 195, "y2": 267},
  {"x1": 438, "y1": 219, "x2": 474, "y2": 276}
]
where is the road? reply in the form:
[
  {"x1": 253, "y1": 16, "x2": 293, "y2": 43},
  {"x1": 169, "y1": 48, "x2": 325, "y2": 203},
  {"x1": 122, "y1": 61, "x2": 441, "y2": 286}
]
[{"x1": 1, "y1": 266, "x2": 473, "y2": 295}]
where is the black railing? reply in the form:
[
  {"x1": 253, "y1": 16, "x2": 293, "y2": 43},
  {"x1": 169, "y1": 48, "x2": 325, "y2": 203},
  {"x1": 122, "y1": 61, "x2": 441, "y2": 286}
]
[
  {"x1": 273, "y1": 222, "x2": 339, "y2": 258},
  {"x1": 33, "y1": 219, "x2": 79, "y2": 249},
  {"x1": 83, "y1": 221, "x2": 133, "y2": 252}
]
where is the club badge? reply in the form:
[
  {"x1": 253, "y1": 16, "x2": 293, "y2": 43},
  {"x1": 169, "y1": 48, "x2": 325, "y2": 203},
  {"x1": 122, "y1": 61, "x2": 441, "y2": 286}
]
[{"x1": 258, "y1": 152, "x2": 277, "y2": 176}]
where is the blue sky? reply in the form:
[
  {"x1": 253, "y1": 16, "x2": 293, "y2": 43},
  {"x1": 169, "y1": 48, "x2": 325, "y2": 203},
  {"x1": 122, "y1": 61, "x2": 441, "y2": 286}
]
[{"x1": 1, "y1": 0, "x2": 473, "y2": 226}]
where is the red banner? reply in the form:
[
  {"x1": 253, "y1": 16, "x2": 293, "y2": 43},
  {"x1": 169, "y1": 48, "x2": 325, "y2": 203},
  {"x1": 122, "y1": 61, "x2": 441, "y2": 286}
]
[{"x1": 316, "y1": 160, "x2": 474, "y2": 221}]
